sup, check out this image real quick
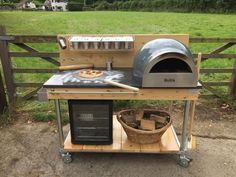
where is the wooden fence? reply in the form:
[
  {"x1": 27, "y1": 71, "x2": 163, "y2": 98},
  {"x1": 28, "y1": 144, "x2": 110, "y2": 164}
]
[
  {"x1": 0, "y1": 25, "x2": 236, "y2": 102},
  {"x1": 0, "y1": 70, "x2": 7, "y2": 114}
]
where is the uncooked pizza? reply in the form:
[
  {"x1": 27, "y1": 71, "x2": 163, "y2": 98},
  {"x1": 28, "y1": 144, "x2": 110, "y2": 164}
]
[{"x1": 79, "y1": 70, "x2": 103, "y2": 78}]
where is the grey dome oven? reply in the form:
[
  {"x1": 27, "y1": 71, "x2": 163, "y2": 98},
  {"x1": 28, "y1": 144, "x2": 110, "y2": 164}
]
[{"x1": 132, "y1": 38, "x2": 198, "y2": 88}]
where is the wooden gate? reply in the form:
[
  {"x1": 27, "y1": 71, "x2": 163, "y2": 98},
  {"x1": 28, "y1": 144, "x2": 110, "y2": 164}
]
[
  {"x1": 0, "y1": 26, "x2": 236, "y2": 101},
  {"x1": 191, "y1": 37, "x2": 236, "y2": 99},
  {"x1": 0, "y1": 26, "x2": 59, "y2": 101},
  {"x1": 0, "y1": 70, "x2": 7, "y2": 114}
]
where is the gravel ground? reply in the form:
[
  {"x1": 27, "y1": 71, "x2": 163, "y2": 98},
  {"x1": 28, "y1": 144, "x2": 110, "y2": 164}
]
[{"x1": 0, "y1": 104, "x2": 235, "y2": 177}]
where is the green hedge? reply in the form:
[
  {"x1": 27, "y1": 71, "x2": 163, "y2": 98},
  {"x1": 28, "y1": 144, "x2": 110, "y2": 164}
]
[
  {"x1": 83, "y1": 6, "x2": 94, "y2": 11},
  {"x1": 0, "y1": 3, "x2": 16, "y2": 10},
  {"x1": 67, "y1": 2, "x2": 84, "y2": 11},
  {"x1": 68, "y1": 0, "x2": 236, "y2": 12},
  {"x1": 91, "y1": 0, "x2": 236, "y2": 13}
]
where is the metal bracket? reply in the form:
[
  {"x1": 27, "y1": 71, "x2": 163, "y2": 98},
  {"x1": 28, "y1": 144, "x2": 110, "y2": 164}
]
[
  {"x1": 59, "y1": 148, "x2": 73, "y2": 164},
  {"x1": 178, "y1": 151, "x2": 192, "y2": 167}
]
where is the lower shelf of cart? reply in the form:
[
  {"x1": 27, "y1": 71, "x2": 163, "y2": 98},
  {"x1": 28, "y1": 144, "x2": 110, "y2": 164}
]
[{"x1": 64, "y1": 117, "x2": 196, "y2": 153}]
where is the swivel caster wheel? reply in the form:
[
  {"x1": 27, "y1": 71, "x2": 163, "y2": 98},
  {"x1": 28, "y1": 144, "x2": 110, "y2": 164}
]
[
  {"x1": 62, "y1": 152, "x2": 73, "y2": 164},
  {"x1": 178, "y1": 155, "x2": 192, "y2": 168}
]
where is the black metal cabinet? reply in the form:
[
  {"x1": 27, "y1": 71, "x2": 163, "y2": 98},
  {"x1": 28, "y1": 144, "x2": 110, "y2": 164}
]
[{"x1": 68, "y1": 100, "x2": 113, "y2": 145}]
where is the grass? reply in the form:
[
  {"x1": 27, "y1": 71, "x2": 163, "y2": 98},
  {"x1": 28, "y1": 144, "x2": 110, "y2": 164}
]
[
  {"x1": 0, "y1": 11, "x2": 236, "y2": 37},
  {"x1": 32, "y1": 112, "x2": 55, "y2": 122},
  {"x1": 0, "y1": 11, "x2": 235, "y2": 121},
  {"x1": 14, "y1": 100, "x2": 70, "y2": 124}
]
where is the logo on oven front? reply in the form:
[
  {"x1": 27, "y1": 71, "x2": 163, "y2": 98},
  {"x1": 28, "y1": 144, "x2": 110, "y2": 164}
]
[{"x1": 164, "y1": 78, "x2": 175, "y2": 82}]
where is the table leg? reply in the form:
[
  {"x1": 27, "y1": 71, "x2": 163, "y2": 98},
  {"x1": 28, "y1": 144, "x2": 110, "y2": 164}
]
[
  {"x1": 179, "y1": 100, "x2": 191, "y2": 167},
  {"x1": 188, "y1": 100, "x2": 196, "y2": 141},
  {"x1": 55, "y1": 99, "x2": 64, "y2": 147},
  {"x1": 54, "y1": 99, "x2": 72, "y2": 163}
]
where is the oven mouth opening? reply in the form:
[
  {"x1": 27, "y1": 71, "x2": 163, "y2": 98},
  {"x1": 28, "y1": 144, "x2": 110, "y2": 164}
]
[{"x1": 150, "y1": 58, "x2": 192, "y2": 73}]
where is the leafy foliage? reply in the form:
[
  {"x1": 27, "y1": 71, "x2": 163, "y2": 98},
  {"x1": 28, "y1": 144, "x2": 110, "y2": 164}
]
[
  {"x1": 72, "y1": 0, "x2": 236, "y2": 13},
  {"x1": 67, "y1": 1, "x2": 84, "y2": 11},
  {"x1": 2, "y1": 0, "x2": 235, "y2": 12}
]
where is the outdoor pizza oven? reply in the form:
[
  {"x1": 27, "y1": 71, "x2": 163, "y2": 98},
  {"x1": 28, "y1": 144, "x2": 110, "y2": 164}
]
[{"x1": 132, "y1": 38, "x2": 198, "y2": 88}]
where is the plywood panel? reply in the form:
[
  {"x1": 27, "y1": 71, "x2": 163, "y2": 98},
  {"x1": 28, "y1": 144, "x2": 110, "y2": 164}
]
[
  {"x1": 64, "y1": 132, "x2": 83, "y2": 152},
  {"x1": 82, "y1": 145, "x2": 103, "y2": 152},
  {"x1": 47, "y1": 88, "x2": 199, "y2": 100},
  {"x1": 160, "y1": 127, "x2": 180, "y2": 152},
  {"x1": 188, "y1": 135, "x2": 196, "y2": 150},
  {"x1": 101, "y1": 116, "x2": 122, "y2": 152},
  {"x1": 59, "y1": 34, "x2": 189, "y2": 68},
  {"x1": 121, "y1": 126, "x2": 141, "y2": 153},
  {"x1": 140, "y1": 143, "x2": 161, "y2": 153},
  {"x1": 64, "y1": 117, "x2": 184, "y2": 153}
]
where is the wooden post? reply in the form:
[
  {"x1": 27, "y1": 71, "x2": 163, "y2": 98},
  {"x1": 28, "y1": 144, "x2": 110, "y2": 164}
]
[
  {"x1": 0, "y1": 70, "x2": 7, "y2": 114},
  {"x1": 188, "y1": 53, "x2": 202, "y2": 138},
  {"x1": 0, "y1": 26, "x2": 15, "y2": 102},
  {"x1": 230, "y1": 61, "x2": 236, "y2": 100}
]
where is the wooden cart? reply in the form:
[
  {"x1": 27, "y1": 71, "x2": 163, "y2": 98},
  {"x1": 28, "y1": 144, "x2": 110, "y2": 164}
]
[{"x1": 44, "y1": 34, "x2": 201, "y2": 167}]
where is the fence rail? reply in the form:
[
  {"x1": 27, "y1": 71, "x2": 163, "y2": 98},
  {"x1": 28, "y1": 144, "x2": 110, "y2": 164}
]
[
  {"x1": 190, "y1": 37, "x2": 236, "y2": 43},
  {"x1": 0, "y1": 25, "x2": 236, "y2": 101}
]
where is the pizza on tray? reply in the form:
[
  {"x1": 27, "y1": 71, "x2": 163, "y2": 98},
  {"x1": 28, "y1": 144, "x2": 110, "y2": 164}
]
[{"x1": 79, "y1": 70, "x2": 103, "y2": 78}]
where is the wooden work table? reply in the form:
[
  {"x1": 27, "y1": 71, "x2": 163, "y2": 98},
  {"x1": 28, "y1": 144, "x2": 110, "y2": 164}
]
[
  {"x1": 44, "y1": 83, "x2": 200, "y2": 167},
  {"x1": 44, "y1": 70, "x2": 201, "y2": 101},
  {"x1": 44, "y1": 34, "x2": 201, "y2": 167}
]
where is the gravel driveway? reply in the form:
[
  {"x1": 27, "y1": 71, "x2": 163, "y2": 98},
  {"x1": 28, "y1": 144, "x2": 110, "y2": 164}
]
[{"x1": 0, "y1": 103, "x2": 235, "y2": 177}]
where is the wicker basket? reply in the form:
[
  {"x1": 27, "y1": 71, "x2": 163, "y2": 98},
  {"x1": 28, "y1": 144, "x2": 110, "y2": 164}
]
[{"x1": 117, "y1": 109, "x2": 172, "y2": 144}]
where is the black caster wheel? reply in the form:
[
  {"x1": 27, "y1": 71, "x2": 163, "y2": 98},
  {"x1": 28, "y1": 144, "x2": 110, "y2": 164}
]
[
  {"x1": 178, "y1": 155, "x2": 192, "y2": 168},
  {"x1": 62, "y1": 153, "x2": 73, "y2": 164},
  {"x1": 178, "y1": 158, "x2": 189, "y2": 168}
]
